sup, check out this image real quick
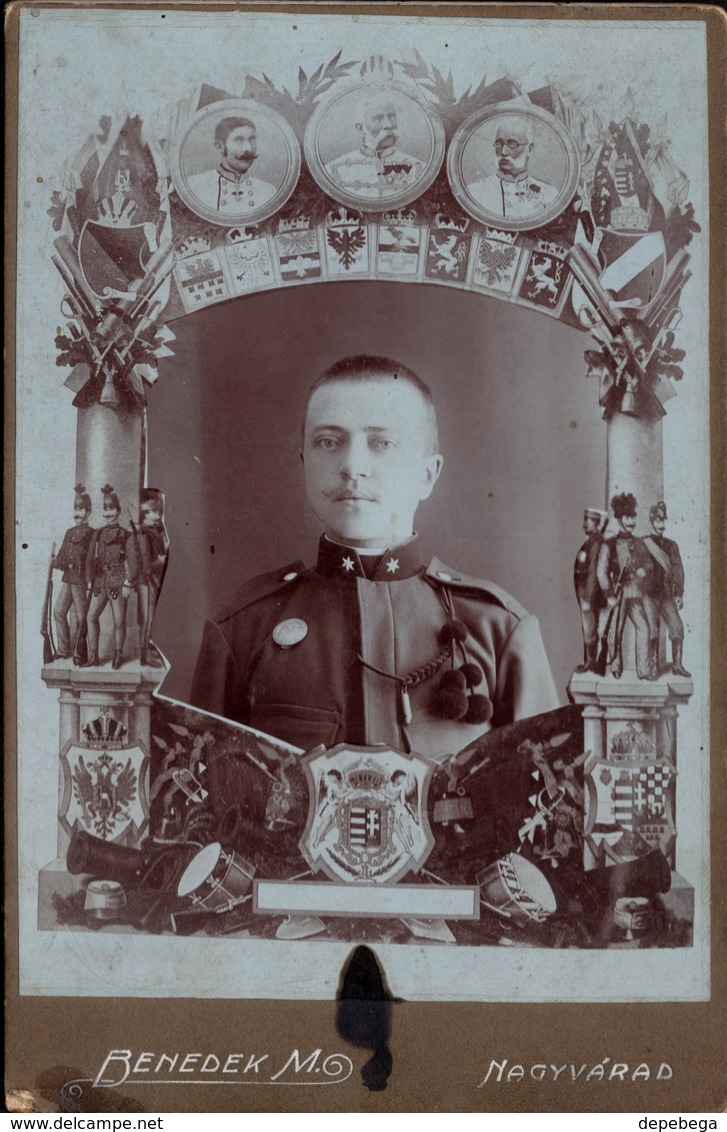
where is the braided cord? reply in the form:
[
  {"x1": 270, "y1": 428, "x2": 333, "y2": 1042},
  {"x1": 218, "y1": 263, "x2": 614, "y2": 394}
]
[{"x1": 356, "y1": 644, "x2": 452, "y2": 689}]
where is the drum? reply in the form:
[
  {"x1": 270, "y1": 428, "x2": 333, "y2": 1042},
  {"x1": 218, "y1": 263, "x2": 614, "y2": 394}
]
[
  {"x1": 476, "y1": 853, "x2": 557, "y2": 925},
  {"x1": 177, "y1": 841, "x2": 255, "y2": 913}
]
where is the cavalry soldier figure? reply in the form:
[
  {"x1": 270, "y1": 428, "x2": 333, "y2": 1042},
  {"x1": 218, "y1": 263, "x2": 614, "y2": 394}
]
[
  {"x1": 190, "y1": 355, "x2": 560, "y2": 760},
  {"x1": 573, "y1": 507, "x2": 607, "y2": 673},
  {"x1": 83, "y1": 484, "x2": 131, "y2": 670},
  {"x1": 52, "y1": 484, "x2": 94, "y2": 663},
  {"x1": 597, "y1": 492, "x2": 655, "y2": 680},
  {"x1": 643, "y1": 501, "x2": 691, "y2": 678}
]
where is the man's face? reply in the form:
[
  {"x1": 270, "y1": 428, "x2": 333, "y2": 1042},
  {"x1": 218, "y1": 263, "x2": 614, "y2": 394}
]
[
  {"x1": 620, "y1": 511, "x2": 637, "y2": 533},
  {"x1": 73, "y1": 506, "x2": 89, "y2": 526},
  {"x1": 142, "y1": 507, "x2": 161, "y2": 527},
  {"x1": 103, "y1": 504, "x2": 119, "y2": 526},
  {"x1": 217, "y1": 125, "x2": 257, "y2": 173},
  {"x1": 302, "y1": 378, "x2": 443, "y2": 548},
  {"x1": 357, "y1": 99, "x2": 399, "y2": 152},
  {"x1": 583, "y1": 516, "x2": 600, "y2": 536},
  {"x1": 494, "y1": 119, "x2": 533, "y2": 178},
  {"x1": 652, "y1": 515, "x2": 666, "y2": 535}
]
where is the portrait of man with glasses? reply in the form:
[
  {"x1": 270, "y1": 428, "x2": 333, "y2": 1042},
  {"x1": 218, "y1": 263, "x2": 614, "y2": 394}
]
[{"x1": 468, "y1": 113, "x2": 558, "y2": 221}]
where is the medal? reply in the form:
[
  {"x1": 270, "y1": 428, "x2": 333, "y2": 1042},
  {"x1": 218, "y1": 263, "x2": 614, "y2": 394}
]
[{"x1": 272, "y1": 618, "x2": 308, "y2": 649}]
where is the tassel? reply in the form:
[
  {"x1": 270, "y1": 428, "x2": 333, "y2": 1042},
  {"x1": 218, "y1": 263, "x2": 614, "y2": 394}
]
[{"x1": 464, "y1": 693, "x2": 493, "y2": 724}]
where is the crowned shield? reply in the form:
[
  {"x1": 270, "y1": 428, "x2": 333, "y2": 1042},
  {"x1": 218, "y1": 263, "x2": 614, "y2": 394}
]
[
  {"x1": 583, "y1": 748, "x2": 676, "y2": 866},
  {"x1": 60, "y1": 741, "x2": 149, "y2": 842},
  {"x1": 300, "y1": 743, "x2": 435, "y2": 884}
]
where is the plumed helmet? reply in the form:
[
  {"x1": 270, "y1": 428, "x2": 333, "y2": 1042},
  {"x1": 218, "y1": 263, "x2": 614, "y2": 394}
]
[
  {"x1": 73, "y1": 483, "x2": 92, "y2": 512},
  {"x1": 611, "y1": 492, "x2": 638, "y2": 520},
  {"x1": 101, "y1": 483, "x2": 121, "y2": 511}
]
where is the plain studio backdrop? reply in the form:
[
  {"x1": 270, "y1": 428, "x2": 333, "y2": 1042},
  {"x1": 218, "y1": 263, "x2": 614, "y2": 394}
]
[{"x1": 148, "y1": 280, "x2": 605, "y2": 709}]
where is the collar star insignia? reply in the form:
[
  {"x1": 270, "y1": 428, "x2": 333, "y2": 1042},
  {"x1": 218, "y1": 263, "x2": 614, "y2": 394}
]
[
  {"x1": 341, "y1": 556, "x2": 355, "y2": 572},
  {"x1": 386, "y1": 558, "x2": 400, "y2": 574}
]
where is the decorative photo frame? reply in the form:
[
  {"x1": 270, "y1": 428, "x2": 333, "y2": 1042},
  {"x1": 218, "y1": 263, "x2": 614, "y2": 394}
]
[
  {"x1": 447, "y1": 101, "x2": 581, "y2": 231},
  {"x1": 304, "y1": 73, "x2": 446, "y2": 211},
  {"x1": 171, "y1": 97, "x2": 302, "y2": 226}
]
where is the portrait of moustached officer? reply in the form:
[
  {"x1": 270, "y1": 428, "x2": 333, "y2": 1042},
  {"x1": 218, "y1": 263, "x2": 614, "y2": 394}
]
[
  {"x1": 323, "y1": 93, "x2": 426, "y2": 202},
  {"x1": 468, "y1": 114, "x2": 558, "y2": 221},
  {"x1": 190, "y1": 356, "x2": 559, "y2": 760},
  {"x1": 187, "y1": 116, "x2": 277, "y2": 215}
]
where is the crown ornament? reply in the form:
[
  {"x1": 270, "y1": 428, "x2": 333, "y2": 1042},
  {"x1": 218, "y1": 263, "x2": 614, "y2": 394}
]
[{"x1": 95, "y1": 192, "x2": 139, "y2": 228}]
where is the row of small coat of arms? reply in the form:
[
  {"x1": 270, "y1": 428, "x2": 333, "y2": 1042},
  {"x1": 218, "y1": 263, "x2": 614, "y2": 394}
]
[
  {"x1": 172, "y1": 217, "x2": 572, "y2": 316},
  {"x1": 170, "y1": 88, "x2": 581, "y2": 234}
]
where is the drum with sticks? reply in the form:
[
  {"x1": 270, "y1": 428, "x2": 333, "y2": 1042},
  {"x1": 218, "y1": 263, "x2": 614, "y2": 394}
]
[
  {"x1": 177, "y1": 841, "x2": 255, "y2": 913},
  {"x1": 476, "y1": 852, "x2": 557, "y2": 925}
]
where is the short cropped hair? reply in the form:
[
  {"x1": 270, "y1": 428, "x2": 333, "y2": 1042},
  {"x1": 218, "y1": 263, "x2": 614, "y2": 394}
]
[
  {"x1": 215, "y1": 117, "x2": 256, "y2": 145},
  {"x1": 611, "y1": 492, "x2": 638, "y2": 520},
  {"x1": 305, "y1": 354, "x2": 440, "y2": 455}
]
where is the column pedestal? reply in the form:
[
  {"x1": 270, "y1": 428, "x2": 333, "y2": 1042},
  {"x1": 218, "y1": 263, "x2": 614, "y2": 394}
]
[
  {"x1": 569, "y1": 669, "x2": 693, "y2": 874},
  {"x1": 38, "y1": 661, "x2": 161, "y2": 929}
]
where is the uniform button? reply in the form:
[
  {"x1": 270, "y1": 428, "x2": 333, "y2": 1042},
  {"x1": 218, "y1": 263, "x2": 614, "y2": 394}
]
[
  {"x1": 437, "y1": 572, "x2": 452, "y2": 582},
  {"x1": 283, "y1": 572, "x2": 298, "y2": 582}
]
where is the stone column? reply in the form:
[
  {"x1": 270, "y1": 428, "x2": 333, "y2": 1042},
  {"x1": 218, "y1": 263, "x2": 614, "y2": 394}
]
[
  {"x1": 75, "y1": 403, "x2": 144, "y2": 518},
  {"x1": 606, "y1": 414, "x2": 664, "y2": 509}
]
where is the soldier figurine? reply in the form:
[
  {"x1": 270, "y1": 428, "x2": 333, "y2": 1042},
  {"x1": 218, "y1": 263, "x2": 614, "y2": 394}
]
[
  {"x1": 83, "y1": 484, "x2": 131, "y2": 670},
  {"x1": 642, "y1": 501, "x2": 691, "y2": 678},
  {"x1": 597, "y1": 492, "x2": 655, "y2": 680},
  {"x1": 573, "y1": 507, "x2": 607, "y2": 673},
  {"x1": 127, "y1": 492, "x2": 168, "y2": 667},
  {"x1": 52, "y1": 484, "x2": 94, "y2": 663}
]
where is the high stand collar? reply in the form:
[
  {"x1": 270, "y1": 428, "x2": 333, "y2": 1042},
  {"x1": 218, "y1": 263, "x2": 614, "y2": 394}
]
[{"x1": 315, "y1": 534, "x2": 424, "y2": 581}]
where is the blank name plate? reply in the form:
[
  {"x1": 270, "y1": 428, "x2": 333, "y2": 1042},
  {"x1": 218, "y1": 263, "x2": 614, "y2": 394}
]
[{"x1": 253, "y1": 880, "x2": 480, "y2": 919}]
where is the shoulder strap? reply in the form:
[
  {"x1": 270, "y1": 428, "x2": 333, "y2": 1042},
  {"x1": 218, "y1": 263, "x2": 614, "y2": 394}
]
[
  {"x1": 215, "y1": 561, "x2": 307, "y2": 622},
  {"x1": 424, "y1": 557, "x2": 529, "y2": 619}
]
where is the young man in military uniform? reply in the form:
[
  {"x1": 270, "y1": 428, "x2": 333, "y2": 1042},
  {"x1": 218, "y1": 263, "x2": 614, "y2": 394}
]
[
  {"x1": 52, "y1": 483, "x2": 94, "y2": 663},
  {"x1": 642, "y1": 501, "x2": 691, "y2": 678},
  {"x1": 83, "y1": 484, "x2": 131, "y2": 670},
  {"x1": 596, "y1": 492, "x2": 655, "y2": 680},
  {"x1": 573, "y1": 507, "x2": 607, "y2": 673},
  {"x1": 127, "y1": 493, "x2": 168, "y2": 668},
  {"x1": 190, "y1": 355, "x2": 559, "y2": 761}
]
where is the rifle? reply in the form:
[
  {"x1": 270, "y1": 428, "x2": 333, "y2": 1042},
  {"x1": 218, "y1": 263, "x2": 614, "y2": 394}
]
[
  {"x1": 52, "y1": 236, "x2": 174, "y2": 395},
  {"x1": 41, "y1": 544, "x2": 57, "y2": 664},
  {"x1": 595, "y1": 558, "x2": 629, "y2": 676}
]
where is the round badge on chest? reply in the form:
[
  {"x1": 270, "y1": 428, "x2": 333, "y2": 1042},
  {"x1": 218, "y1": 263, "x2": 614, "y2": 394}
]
[{"x1": 272, "y1": 618, "x2": 309, "y2": 649}]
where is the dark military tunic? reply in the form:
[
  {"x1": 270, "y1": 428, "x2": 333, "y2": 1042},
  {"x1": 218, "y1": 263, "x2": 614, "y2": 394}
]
[
  {"x1": 86, "y1": 523, "x2": 130, "y2": 597},
  {"x1": 190, "y1": 536, "x2": 559, "y2": 761},
  {"x1": 54, "y1": 522, "x2": 94, "y2": 584},
  {"x1": 643, "y1": 533, "x2": 686, "y2": 642}
]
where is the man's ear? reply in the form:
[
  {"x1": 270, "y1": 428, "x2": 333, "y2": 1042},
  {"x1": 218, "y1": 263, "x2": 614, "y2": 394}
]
[
  {"x1": 214, "y1": 139, "x2": 224, "y2": 155},
  {"x1": 354, "y1": 122, "x2": 364, "y2": 137},
  {"x1": 419, "y1": 454, "x2": 444, "y2": 501}
]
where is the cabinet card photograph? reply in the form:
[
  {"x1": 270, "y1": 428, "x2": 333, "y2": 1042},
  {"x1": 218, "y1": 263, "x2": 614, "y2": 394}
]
[{"x1": 6, "y1": 2, "x2": 725, "y2": 1115}]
